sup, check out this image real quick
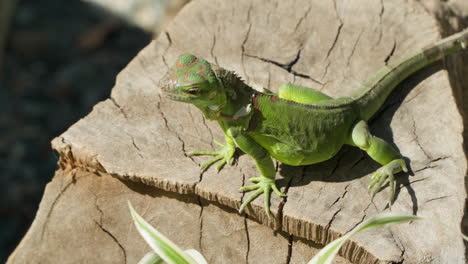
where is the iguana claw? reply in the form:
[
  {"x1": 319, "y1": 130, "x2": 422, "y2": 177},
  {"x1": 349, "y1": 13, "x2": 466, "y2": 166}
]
[
  {"x1": 189, "y1": 140, "x2": 236, "y2": 172},
  {"x1": 239, "y1": 176, "x2": 286, "y2": 217},
  {"x1": 368, "y1": 159, "x2": 408, "y2": 203}
]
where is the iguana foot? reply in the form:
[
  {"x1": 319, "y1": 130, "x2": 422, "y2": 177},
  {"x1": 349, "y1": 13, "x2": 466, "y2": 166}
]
[
  {"x1": 238, "y1": 176, "x2": 286, "y2": 217},
  {"x1": 189, "y1": 140, "x2": 236, "y2": 172},
  {"x1": 368, "y1": 159, "x2": 408, "y2": 203}
]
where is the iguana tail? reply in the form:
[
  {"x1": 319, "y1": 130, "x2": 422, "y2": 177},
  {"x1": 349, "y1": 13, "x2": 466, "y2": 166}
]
[{"x1": 353, "y1": 28, "x2": 468, "y2": 121}]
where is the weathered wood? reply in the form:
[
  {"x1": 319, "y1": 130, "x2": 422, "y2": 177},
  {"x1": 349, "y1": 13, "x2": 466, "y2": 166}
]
[
  {"x1": 7, "y1": 169, "x2": 352, "y2": 263},
  {"x1": 8, "y1": 0, "x2": 468, "y2": 263}
]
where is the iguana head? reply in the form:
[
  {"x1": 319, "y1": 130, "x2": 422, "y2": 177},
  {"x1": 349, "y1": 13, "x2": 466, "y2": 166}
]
[{"x1": 160, "y1": 54, "x2": 226, "y2": 109}]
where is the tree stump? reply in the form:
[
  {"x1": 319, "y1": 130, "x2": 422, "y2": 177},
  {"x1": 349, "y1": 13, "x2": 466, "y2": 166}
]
[{"x1": 8, "y1": 0, "x2": 468, "y2": 263}]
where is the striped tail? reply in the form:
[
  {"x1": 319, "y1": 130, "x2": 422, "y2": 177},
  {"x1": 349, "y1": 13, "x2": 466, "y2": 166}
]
[{"x1": 353, "y1": 28, "x2": 468, "y2": 121}]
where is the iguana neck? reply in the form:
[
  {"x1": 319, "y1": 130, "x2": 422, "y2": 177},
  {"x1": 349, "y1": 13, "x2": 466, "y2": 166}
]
[{"x1": 200, "y1": 69, "x2": 255, "y2": 122}]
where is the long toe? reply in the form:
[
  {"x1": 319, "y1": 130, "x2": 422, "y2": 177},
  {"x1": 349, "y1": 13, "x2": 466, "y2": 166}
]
[
  {"x1": 239, "y1": 188, "x2": 263, "y2": 213},
  {"x1": 239, "y1": 184, "x2": 260, "y2": 192},
  {"x1": 249, "y1": 177, "x2": 262, "y2": 183},
  {"x1": 272, "y1": 184, "x2": 286, "y2": 197}
]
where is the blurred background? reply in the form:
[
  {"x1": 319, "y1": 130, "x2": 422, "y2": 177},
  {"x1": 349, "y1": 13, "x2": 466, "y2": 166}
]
[{"x1": 0, "y1": 0, "x2": 189, "y2": 261}]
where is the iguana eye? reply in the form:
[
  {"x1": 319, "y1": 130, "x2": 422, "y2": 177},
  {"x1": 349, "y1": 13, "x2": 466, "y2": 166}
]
[{"x1": 186, "y1": 88, "x2": 200, "y2": 95}]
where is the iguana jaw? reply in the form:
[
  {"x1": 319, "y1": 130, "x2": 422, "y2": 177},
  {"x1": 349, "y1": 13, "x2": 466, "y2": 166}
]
[
  {"x1": 159, "y1": 72, "x2": 208, "y2": 103},
  {"x1": 160, "y1": 82, "x2": 193, "y2": 102},
  {"x1": 160, "y1": 78, "x2": 225, "y2": 106},
  {"x1": 161, "y1": 91, "x2": 192, "y2": 102}
]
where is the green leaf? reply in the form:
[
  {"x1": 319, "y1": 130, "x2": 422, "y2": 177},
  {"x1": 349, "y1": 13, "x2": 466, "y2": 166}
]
[
  {"x1": 128, "y1": 201, "x2": 201, "y2": 264},
  {"x1": 308, "y1": 213, "x2": 420, "y2": 264},
  {"x1": 185, "y1": 249, "x2": 208, "y2": 264},
  {"x1": 137, "y1": 252, "x2": 165, "y2": 264}
]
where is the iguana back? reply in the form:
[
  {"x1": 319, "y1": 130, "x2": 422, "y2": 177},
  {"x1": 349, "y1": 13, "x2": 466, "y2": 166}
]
[{"x1": 247, "y1": 93, "x2": 358, "y2": 166}]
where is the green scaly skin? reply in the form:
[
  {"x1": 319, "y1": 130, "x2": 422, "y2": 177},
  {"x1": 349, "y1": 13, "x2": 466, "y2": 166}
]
[{"x1": 159, "y1": 28, "x2": 468, "y2": 217}]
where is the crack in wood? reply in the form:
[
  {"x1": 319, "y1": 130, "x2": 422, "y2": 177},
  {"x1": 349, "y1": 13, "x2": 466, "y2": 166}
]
[
  {"x1": 276, "y1": 164, "x2": 298, "y2": 229},
  {"x1": 413, "y1": 155, "x2": 450, "y2": 174},
  {"x1": 246, "y1": 1, "x2": 253, "y2": 22},
  {"x1": 161, "y1": 31, "x2": 172, "y2": 69},
  {"x1": 110, "y1": 97, "x2": 128, "y2": 119},
  {"x1": 389, "y1": 248, "x2": 406, "y2": 264},
  {"x1": 245, "y1": 51, "x2": 323, "y2": 85},
  {"x1": 424, "y1": 195, "x2": 452, "y2": 203},
  {"x1": 285, "y1": 235, "x2": 293, "y2": 264},
  {"x1": 239, "y1": 166, "x2": 248, "y2": 203},
  {"x1": 375, "y1": 0, "x2": 385, "y2": 46},
  {"x1": 157, "y1": 95, "x2": 198, "y2": 165},
  {"x1": 326, "y1": 23, "x2": 343, "y2": 60},
  {"x1": 197, "y1": 197, "x2": 205, "y2": 251},
  {"x1": 164, "y1": 31, "x2": 172, "y2": 46},
  {"x1": 328, "y1": 184, "x2": 351, "y2": 209},
  {"x1": 346, "y1": 29, "x2": 364, "y2": 67},
  {"x1": 240, "y1": 24, "x2": 252, "y2": 83},
  {"x1": 400, "y1": 177, "x2": 428, "y2": 188},
  {"x1": 344, "y1": 202, "x2": 372, "y2": 234},
  {"x1": 326, "y1": 0, "x2": 344, "y2": 60},
  {"x1": 210, "y1": 34, "x2": 218, "y2": 65},
  {"x1": 187, "y1": 107, "x2": 213, "y2": 148},
  {"x1": 325, "y1": 208, "x2": 342, "y2": 230},
  {"x1": 321, "y1": 60, "x2": 331, "y2": 80},
  {"x1": 243, "y1": 216, "x2": 251, "y2": 264},
  {"x1": 293, "y1": 4, "x2": 312, "y2": 32},
  {"x1": 384, "y1": 40, "x2": 397, "y2": 65},
  {"x1": 410, "y1": 115, "x2": 431, "y2": 160},
  {"x1": 387, "y1": 228, "x2": 405, "y2": 261},
  {"x1": 93, "y1": 220, "x2": 127, "y2": 264},
  {"x1": 404, "y1": 88, "x2": 424, "y2": 104},
  {"x1": 126, "y1": 133, "x2": 144, "y2": 159},
  {"x1": 413, "y1": 165, "x2": 437, "y2": 173},
  {"x1": 40, "y1": 171, "x2": 78, "y2": 241},
  {"x1": 90, "y1": 184, "x2": 127, "y2": 264}
]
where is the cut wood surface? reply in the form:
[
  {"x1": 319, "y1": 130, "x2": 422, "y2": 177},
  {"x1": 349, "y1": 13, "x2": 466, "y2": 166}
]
[
  {"x1": 7, "y1": 169, "x2": 351, "y2": 264},
  {"x1": 8, "y1": 0, "x2": 468, "y2": 263}
]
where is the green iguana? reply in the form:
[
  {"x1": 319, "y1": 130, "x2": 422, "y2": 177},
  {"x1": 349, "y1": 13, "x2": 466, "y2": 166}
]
[{"x1": 159, "y1": 29, "x2": 468, "y2": 216}]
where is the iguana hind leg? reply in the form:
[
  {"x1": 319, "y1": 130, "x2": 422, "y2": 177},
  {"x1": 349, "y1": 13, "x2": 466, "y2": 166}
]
[
  {"x1": 278, "y1": 83, "x2": 332, "y2": 103},
  {"x1": 349, "y1": 120, "x2": 408, "y2": 202}
]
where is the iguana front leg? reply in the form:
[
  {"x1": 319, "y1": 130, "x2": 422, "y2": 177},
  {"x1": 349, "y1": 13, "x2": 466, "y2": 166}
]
[
  {"x1": 349, "y1": 120, "x2": 408, "y2": 202},
  {"x1": 229, "y1": 129, "x2": 286, "y2": 216},
  {"x1": 190, "y1": 134, "x2": 236, "y2": 171}
]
